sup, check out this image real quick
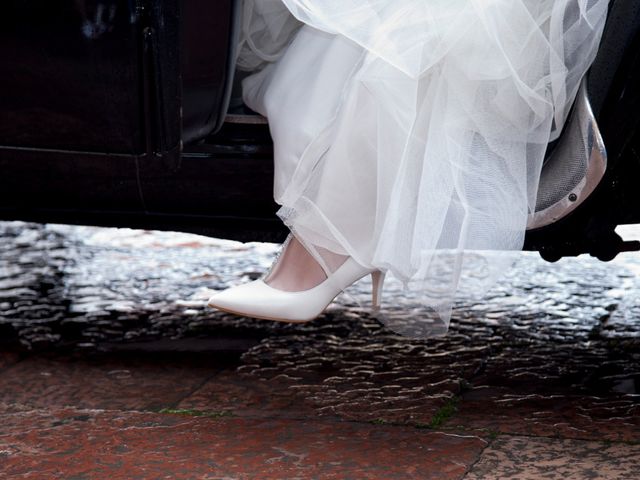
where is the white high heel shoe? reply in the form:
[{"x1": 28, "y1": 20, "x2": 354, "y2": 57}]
[{"x1": 207, "y1": 249, "x2": 386, "y2": 323}]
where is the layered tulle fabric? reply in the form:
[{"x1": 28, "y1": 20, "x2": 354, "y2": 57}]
[
  {"x1": 236, "y1": 0, "x2": 303, "y2": 72},
  {"x1": 239, "y1": 0, "x2": 609, "y2": 337}
]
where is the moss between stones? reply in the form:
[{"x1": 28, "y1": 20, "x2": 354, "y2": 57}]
[
  {"x1": 158, "y1": 408, "x2": 235, "y2": 418},
  {"x1": 427, "y1": 397, "x2": 459, "y2": 429},
  {"x1": 370, "y1": 418, "x2": 390, "y2": 425}
]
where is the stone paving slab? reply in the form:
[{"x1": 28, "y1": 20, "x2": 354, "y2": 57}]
[
  {"x1": 0, "y1": 351, "x2": 20, "y2": 371},
  {"x1": 465, "y1": 435, "x2": 640, "y2": 479},
  {"x1": 0, "y1": 353, "x2": 218, "y2": 411},
  {"x1": 0, "y1": 408, "x2": 487, "y2": 479},
  {"x1": 447, "y1": 386, "x2": 640, "y2": 443},
  {"x1": 177, "y1": 370, "x2": 319, "y2": 419}
]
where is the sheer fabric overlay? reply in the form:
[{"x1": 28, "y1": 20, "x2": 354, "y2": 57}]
[{"x1": 239, "y1": 0, "x2": 609, "y2": 337}]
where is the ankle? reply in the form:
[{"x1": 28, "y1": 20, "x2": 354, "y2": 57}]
[{"x1": 264, "y1": 236, "x2": 328, "y2": 291}]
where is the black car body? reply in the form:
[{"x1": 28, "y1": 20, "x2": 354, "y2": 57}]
[{"x1": 1, "y1": 0, "x2": 640, "y2": 261}]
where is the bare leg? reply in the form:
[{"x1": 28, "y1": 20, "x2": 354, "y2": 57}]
[{"x1": 264, "y1": 236, "x2": 349, "y2": 292}]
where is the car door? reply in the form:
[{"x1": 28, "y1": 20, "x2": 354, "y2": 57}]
[
  {"x1": 136, "y1": 0, "x2": 285, "y2": 242},
  {"x1": 0, "y1": 0, "x2": 242, "y2": 232},
  {"x1": 0, "y1": 0, "x2": 146, "y2": 216}
]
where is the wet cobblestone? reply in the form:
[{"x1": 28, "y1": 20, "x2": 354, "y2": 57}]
[
  {"x1": 0, "y1": 221, "x2": 283, "y2": 350},
  {"x1": 1, "y1": 221, "x2": 639, "y2": 478}
]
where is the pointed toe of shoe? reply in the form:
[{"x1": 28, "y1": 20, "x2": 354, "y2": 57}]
[
  {"x1": 207, "y1": 280, "x2": 280, "y2": 319},
  {"x1": 207, "y1": 284, "x2": 249, "y2": 313},
  {"x1": 206, "y1": 280, "x2": 317, "y2": 323}
]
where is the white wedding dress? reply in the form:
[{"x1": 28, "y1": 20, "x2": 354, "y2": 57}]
[{"x1": 236, "y1": 0, "x2": 609, "y2": 337}]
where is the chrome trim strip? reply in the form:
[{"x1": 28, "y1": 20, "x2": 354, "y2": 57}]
[{"x1": 527, "y1": 78, "x2": 608, "y2": 230}]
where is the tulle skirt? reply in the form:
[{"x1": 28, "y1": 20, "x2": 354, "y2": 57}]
[{"x1": 237, "y1": 0, "x2": 609, "y2": 337}]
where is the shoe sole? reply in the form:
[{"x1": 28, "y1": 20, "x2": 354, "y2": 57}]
[{"x1": 207, "y1": 302, "x2": 314, "y2": 324}]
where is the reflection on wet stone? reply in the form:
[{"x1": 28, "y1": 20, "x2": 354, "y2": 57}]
[
  {"x1": 0, "y1": 223, "x2": 69, "y2": 348},
  {"x1": 0, "y1": 221, "x2": 639, "y2": 437}
]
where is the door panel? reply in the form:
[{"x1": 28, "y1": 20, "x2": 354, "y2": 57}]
[{"x1": 0, "y1": 0, "x2": 145, "y2": 154}]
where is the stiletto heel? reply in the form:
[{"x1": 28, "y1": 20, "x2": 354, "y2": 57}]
[{"x1": 371, "y1": 270, "x2": 386, "y2": 309}]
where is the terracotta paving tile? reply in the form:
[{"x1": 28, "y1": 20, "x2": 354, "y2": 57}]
[
  {"x1": 465, "y1": 435, "x2": 640, "y2": 480},
  {"x1": 0, "y1": 408, "x2": 487, "y2": 479},
  {"x1": 446, "y1": 386, "x2": 640, "y2": 442},
  {"x1": 0, "y1": 402, "x2": 30, "y2": 416},
  {"x1": 177, "y1": 370, "x2": 318, "y2": 418},
  {"x1": 0, "y1": 351, "x2": 20, "y2": 370},
  {"x1": 179, "y1": 361, "x2": 460, "y2": 425},
  {"x1": 0, "y1": 354, "x2": 217, "y2": 411}
]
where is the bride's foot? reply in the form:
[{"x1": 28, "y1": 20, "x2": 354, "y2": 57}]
[
  {"x1": 207, "y1": 234, "x2": 386, "y2": 322},
  {"x1": 262, "y1": 235, "x2": 348, "y2": 291}
]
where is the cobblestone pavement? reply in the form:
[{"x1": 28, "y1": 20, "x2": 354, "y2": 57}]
[{"x1": 1, "y1": 221, "x2": 639, "y2": 479}]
